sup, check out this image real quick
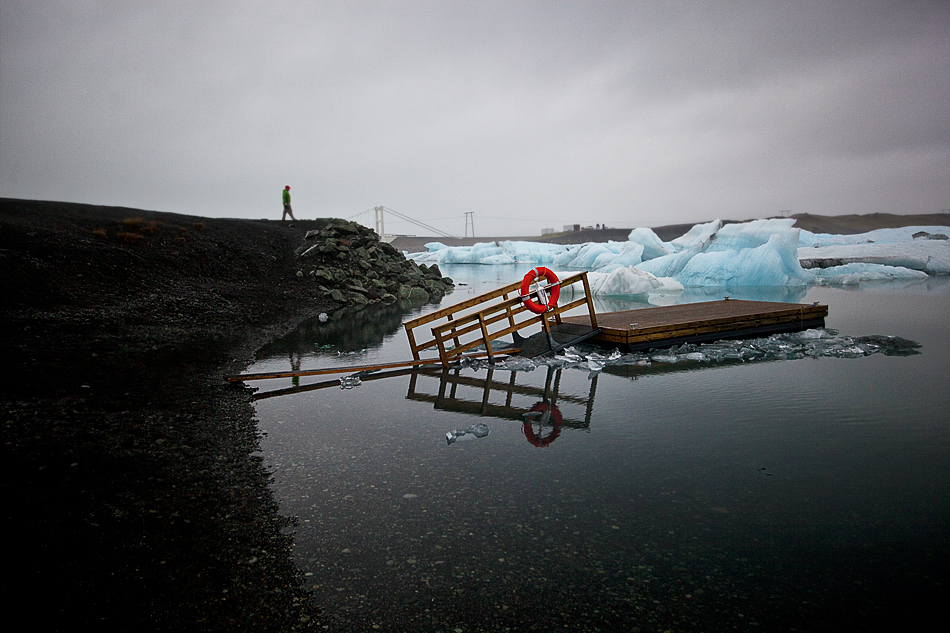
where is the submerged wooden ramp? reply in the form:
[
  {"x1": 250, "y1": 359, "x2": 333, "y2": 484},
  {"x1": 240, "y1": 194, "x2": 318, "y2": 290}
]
[{"x1": 560, "y1": 299, "x2": 828, "y2": 352}]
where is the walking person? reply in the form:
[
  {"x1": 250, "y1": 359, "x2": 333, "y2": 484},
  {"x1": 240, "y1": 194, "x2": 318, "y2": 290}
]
[{"x1": 282, "y1": 185, "x2": 296, "y2": 221}]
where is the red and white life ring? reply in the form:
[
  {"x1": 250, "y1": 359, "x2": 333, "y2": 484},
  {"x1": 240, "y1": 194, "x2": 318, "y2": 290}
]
[
  {"x1": 520, "y1": 267, "x2": 560, "y2": 315},
  {"x1": 522, "y1": 401, "x2": 563, "y2": 447}
]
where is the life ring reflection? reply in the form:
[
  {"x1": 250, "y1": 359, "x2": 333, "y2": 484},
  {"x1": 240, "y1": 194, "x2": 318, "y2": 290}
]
[{"x1": 521, "y1": 401, "x2": 563, "y2": 447}]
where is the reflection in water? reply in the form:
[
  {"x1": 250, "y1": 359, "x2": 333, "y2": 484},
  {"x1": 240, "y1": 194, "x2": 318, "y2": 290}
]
[
  {"x1": 520, "y1": 401, "x2": 562, "y2": 447},
  {"x1": 253, "y1": 366, "x2": 422, "y2": 400},
  {"x1": 408, "y1": 365, "x2": 595, "y2": 448},
  {"x1": 255, "y1": 300, "x2": 419, "y2": 358}
]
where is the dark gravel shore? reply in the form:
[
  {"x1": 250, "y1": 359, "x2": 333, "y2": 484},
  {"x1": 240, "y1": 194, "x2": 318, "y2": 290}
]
[{"x1": 0, "y1": 198, "x2": 449, "y2": 632}]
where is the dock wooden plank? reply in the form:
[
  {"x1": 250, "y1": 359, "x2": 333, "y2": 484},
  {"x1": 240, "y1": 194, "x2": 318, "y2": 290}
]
[{"x1": 560, "y1": 299, "x2": 827, "y2": 350}]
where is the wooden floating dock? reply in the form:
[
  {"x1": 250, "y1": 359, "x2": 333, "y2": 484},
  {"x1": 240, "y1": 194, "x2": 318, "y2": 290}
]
[
  {"x1": 560, "y1": 299, "x2": 828, "y2": 352},
  {"x1": 226, "y1": 272, "x2": 829, "y2": 386}
]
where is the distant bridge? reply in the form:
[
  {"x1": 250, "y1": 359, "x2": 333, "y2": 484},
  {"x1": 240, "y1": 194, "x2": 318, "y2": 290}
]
[{"x1": 348, "y1": 206, "x2": 462, "y2": 241}]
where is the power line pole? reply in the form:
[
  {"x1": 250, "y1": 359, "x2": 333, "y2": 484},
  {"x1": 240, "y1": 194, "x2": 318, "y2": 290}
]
[
  {"x1": 464, "y1": 212, "x2": 475, "y2": 238},
  {"x1": 375, "y1": 206, "x2": 385, "y2": 240}
]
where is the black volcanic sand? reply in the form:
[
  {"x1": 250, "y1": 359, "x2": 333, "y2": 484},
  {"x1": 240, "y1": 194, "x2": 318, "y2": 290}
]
[
  {"x1": 3, "y1": 198, "x2": 946, "y2": 632},
  {"x1": 0, "y1": 199, "x2": 446, "y2": 632}
]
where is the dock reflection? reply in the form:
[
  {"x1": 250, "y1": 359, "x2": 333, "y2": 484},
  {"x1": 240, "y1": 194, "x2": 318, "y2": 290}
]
[{"x1": 408, "y1": 365, "x2": 596, "y2": 447}]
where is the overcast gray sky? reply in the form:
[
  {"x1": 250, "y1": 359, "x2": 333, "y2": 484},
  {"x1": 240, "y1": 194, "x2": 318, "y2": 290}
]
[{"x1": 2, "y1": 0, "x2": 948, "y2": 236}]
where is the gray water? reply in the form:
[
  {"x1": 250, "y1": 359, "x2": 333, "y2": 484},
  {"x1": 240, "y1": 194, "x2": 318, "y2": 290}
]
[{"x1": 250, "y1": 266, "x2": 950, "y2": 632}]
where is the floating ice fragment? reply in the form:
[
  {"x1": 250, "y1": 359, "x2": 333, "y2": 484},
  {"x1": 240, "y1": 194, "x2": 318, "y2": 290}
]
[
  {"x1": 585, "y1": 352, "x2": 606, "y2": 371},
  {"x1": 552, "y1": 346, "x2": 585, "y2": 366},
  {"x1": 641, "y1": 329, "x2": 922, "y2": 364},
  {"x1": 498, "y1": 356, "x2": 539, "y2": 372},
  {"x1": 458, "y1": 356, "x2": 488, "y2": 371},
  {"x1": 339, "y1": 374, "x2": 362, "y2": 389},
  {"x1": 800, "y1": 328, "x2": 836, "y2": 339},
  {"x1": 446, "y1": 423, "x2": 491, "y2": 445}
]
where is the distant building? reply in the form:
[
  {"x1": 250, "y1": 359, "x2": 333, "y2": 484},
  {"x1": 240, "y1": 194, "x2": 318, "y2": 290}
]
[
  {"x1": 541, "y1": 228, "x2": 555, "y2": 235},
  {"x1": 563, "y1": 224, "x2": 581, "y2": 232}
]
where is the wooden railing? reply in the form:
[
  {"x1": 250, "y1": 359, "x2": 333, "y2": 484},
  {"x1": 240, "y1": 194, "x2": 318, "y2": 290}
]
[{"x1": 403, "y1": 271, "x2": 597, "y2": 365}]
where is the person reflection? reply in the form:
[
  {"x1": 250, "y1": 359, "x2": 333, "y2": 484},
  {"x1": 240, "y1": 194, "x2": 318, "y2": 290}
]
[{"x1": 289, "y1": 350, "x2": 302, "y2": 387}]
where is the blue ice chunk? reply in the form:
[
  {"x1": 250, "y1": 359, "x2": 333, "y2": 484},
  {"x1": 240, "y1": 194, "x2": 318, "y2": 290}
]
[
  {"x1": 675, "y1": 232, "x2": 816, "y2": 287},
  {"x1": 635, "y1": 247, "x2": 700, "y2": 278},
  {"x1": 627, "y1": 227, "x2": 672, "y2": 260},
  {"x1": 671, "y1": 219, "x2": 722, "y2": 251}
]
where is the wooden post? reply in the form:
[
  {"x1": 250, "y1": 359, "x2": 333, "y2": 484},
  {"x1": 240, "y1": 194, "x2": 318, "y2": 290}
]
[
  {"x1": 477, "y1": 313, "x2": 494, "y2": 362},
  {"x1": 447, "y1": 313, "x2": 461, "y2": 349},
  {"x1": 504, "y1": 292, "x2": 516, "y2": 329},
  {"x1": 581, "y1": 271, "x2": 598, "y2": 329},
  {"x1": 435, "y1": 328, "x2": 450, "y2": 366},
  {"x1": 405, "y1": 323, "x2": 420, "y2": 360}
]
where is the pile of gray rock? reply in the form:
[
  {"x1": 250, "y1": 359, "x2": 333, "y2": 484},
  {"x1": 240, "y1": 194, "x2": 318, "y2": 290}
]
[{"x1": 293, "y1": 219, "x2": 453, "y2": 307}]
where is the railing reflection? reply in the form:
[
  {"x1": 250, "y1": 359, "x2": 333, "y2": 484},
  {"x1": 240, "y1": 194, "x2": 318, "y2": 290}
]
[
  {"x1": 407, "y1": 365, "x2": 597, "y2": 447},
  {"x1": 252, "y1": 362, "x2": 599, "y2": 448}
]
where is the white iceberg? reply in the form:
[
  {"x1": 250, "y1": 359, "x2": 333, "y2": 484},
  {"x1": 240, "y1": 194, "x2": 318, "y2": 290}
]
[
  {"x1": 799, "y1": 240, "x2": 950, "y2": 276},
  {"x1": 552, "y1": 241, "x2": 645, "y2": 272},
  {"x1": 798, "y1": 226, "x2": 950, "y2": 247},
  {"x1": 672, "y1": 226, "x2": 816, "y2": 287},
  {"x1": 405, "y1": 219, "x2": 950, "y2": 292},
  {"x1": 411, "y1": 240, "x2": 567, "y2": 265},
  {"x1": 634, "y1": 218, "x2": 815, "y2": 287},
  {"x1": 584, "y1": 266, "x2": 683, "y2": 296},
  {"x1": 814, "y1": 263, "x2": 930, "y2": 285}
]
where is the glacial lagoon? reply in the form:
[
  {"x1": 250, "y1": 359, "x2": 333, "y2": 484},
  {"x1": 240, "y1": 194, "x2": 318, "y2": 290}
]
[{"x1": 249, "y1": 265, "x2": 950, "y2": 631}]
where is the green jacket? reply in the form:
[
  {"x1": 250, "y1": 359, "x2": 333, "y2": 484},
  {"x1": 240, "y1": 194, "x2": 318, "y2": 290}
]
[{"x1": 282, "y1": 189, "x2": 291, "y2": 204}]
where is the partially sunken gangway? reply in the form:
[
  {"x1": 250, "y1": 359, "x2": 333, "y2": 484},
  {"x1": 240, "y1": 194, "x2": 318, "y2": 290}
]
[
  {"x1": 230, "y1": 270, "x2": 828, "y2": 385},
  {"x1": 403, "y1": 270, "x2": 828, "y2": 360}
]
